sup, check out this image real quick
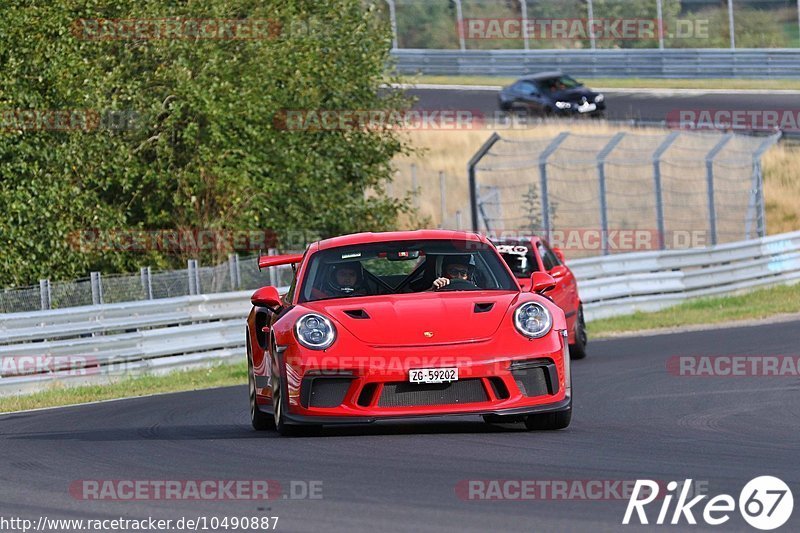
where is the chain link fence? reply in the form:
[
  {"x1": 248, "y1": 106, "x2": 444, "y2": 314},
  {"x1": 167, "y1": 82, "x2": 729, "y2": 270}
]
[
  {"x1": 469, "y1": 130, "x2": 780, "y2": 257},
  {"x1": 0, "y1": 253, "x2": 297, "y2": 314},
  {"x1": 385, "y1": 0, "x2": 800, "y2": 50}
]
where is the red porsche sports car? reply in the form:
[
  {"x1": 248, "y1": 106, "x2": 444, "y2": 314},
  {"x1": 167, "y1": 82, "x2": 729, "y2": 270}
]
[
  {"x1": 494, "y1": 236, "x2": 587, "y2": 360},
  {"x1": 246, "y1": 230, "x2": 572, "y2": 435}
]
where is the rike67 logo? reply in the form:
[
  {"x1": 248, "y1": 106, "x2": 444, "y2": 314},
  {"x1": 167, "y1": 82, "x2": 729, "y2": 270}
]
[{"x1": 623, "y1": 476, "x2": 794, "y2": 530}]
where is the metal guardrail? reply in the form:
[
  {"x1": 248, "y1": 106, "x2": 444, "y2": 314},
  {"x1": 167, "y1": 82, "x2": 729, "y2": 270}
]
[
  {"x1": 0, "y1": 291, "x2": 259, "y2": 396},
  {"x1": 571, "y1": 230, "x2": 800, "y2": 320},
  {"x1": 391, "y1": 49, "x2": 800, "y2": 79},
  {"x1": 2, "y1": 231, "x2": 799, "y2": 395}
]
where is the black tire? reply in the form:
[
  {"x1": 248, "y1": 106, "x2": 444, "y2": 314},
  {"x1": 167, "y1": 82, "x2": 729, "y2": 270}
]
[
  {"x1": 569, "y1": 305, "x2": 588, "y2": 360},
  {"x1": 248, "y1": 351, "x2": 274, "y2": 431},
  {"x1": 524, "y1": 408, "x2": 571, "y2": 430},
  {"x1": 271, "y1": 367, "x2": 316, "y2": 437}
]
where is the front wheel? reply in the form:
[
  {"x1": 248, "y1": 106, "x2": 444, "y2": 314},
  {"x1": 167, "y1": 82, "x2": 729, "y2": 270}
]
[
  {"x1": 524, "y1": 408, "x2": 571, "y2": 430},
  {"x1": 271, "y1": 371, "x2": 316, "y2": 436},
  {"x1": 249, "y1": 356, "x2": 274, "y2": 431},
  {"x1": 569, "y1": 305, "x2": 588, "y2": 360}
]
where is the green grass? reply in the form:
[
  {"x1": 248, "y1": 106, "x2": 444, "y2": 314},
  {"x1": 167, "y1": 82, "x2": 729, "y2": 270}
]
[
  {"x1": 0, "y1": 362, "x2": 247, "y2": 414},
  {"x1": 402, "y1": 75, "x2": 800, "y2": 91},
  {"x1": 588, "y1": 283, "x2": 800, "y2": 338}
]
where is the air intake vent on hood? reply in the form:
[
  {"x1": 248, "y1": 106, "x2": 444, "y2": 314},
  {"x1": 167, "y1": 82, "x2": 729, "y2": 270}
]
[
  {"x1": 344, "y1": 309, "x2": 370, "y2": 319},
  {"x1": 474, "y1": 302, "x2": 495, "y2": 313}
]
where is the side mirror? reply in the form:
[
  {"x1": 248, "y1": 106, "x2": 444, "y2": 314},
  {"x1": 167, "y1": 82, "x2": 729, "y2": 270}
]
[
  {"x1": 552, "y1": 247, "x2": 565, "y2": 263},
  {"x1": 530, "y1": 272, "x2": 556, "y2": 294},
  {"x1": 251, "y1": 286, "x2": 283, "y2": 309},
  {"x1": 550, "y1": 265, "x2": 569, "y2": 278}
]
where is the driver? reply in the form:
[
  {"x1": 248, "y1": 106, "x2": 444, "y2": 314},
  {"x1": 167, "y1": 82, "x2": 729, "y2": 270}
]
[
  {"x1": 324, "y1": 261, "x2": 368, "y2": 297},
  {"x1": 431, "y1": 255, "x2": 478, "y2": 290}
]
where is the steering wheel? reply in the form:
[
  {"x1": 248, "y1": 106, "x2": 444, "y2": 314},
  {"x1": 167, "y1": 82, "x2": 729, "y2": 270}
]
[{"x1": 436, "y1": 278, "x2": 480, "y2": 291}]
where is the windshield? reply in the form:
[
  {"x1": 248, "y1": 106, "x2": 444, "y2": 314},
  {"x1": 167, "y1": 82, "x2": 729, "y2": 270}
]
[
  {"x1": 495, "y1": 242, "x2": 540, "y2": 278},
  {"x1": 298, "y1": 240, "x2": 517, "y2": 303},
  {"x1": 538, "y1": 75, "x2": 582, "y2": 92}
]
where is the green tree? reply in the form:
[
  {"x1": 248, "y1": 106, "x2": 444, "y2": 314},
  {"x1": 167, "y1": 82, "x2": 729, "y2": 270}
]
[{"x1": 0, "y1": 0, "x2": 413, "y2": 287}]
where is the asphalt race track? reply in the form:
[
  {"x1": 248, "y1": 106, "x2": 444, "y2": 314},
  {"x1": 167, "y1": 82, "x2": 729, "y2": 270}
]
[
  {"x1": 2, "y1": 320, "x2": 798, "y2": 532},
  {"x1": 409, "y1": 87, "x2": 800, "y2": 125}
]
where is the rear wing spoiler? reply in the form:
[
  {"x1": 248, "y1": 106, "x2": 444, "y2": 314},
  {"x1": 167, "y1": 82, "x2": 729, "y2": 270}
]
[{"x1": 258, "y1": 253, "x2": 304, "y2": 271}]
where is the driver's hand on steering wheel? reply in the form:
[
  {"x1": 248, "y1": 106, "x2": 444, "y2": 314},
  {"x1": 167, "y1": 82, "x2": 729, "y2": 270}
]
[{"x1": 432, "y1": 277, "x2": 450, "y2": 290}]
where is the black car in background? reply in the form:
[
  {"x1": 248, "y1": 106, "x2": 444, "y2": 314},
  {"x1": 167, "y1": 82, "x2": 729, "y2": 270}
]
[{"x1": 498, "y1": 72, "x2": 606, "y2": 118}]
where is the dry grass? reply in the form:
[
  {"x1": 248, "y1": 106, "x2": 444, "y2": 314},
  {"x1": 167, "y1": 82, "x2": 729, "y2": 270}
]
[
  {"x1": 763, "y1": 142, "x2": 800, "y2": 234},
  {"x1": 393, "y1": 123, "x2": 800, "y2": 237}
]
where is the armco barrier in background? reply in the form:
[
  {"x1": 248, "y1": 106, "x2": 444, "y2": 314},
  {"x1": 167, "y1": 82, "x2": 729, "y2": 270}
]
[
  {"x1": 390, "y1": 49, "x2": 800, "y2": 79},
  {"x1": 1, "y1": 231, "x2": 799, "y2": 395}
]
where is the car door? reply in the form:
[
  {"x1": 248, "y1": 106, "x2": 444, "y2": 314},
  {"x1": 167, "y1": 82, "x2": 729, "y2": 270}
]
[
  {"x1": 512, "y1": 81, "x2": 545, "y2": 115},
  {"x1": 536, "y1": 241, "x2": 578, "y2": 325}
]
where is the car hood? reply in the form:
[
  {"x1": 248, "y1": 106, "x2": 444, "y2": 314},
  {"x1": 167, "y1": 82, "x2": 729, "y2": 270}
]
[
  {"x1": 550, "y1": 87, "x2": 596, "y2": 101},
  {"x1": 302, "y1": 291, "x2": 520, "y2": 346}
]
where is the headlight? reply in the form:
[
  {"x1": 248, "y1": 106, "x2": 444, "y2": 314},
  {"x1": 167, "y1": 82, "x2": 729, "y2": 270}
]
[
  {"x1": 513, "y1": 302, "x2": 552, "y2": 339},
  {"x1": 595, "y1": 93, "x2": 604, "y2": 103},
  {"x1": 295, "y1": 314, "x2": 336, "y2": 350},
  {"x1": 555, "y1": 101, "x2": 572, "y2": 109}
]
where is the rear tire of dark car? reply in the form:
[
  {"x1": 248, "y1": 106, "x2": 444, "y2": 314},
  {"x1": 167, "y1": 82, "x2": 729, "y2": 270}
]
[
  {"x1": 524, "y1": 408, "x2": 571, "y2": 430},
  {"x1": 569, "y1": 305, "x2": 588, "y2": 360}
]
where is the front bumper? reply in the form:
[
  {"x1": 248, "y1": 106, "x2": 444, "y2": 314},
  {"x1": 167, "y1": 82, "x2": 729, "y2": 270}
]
[
  {"x1": 282, "y1": 397, "x2": 571, "y2": 426},
  {"x1": 275, "y1": 330, "x2": 571, "y2": 425}
]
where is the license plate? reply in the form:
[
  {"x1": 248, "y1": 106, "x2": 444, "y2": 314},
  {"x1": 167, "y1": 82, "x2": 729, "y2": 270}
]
[
  {"x1": 578, "y1": 103, "x2": 597, "y2": 113},
  {"x1": 409, "y1": 367, "x2": 458, "y2": 384}
]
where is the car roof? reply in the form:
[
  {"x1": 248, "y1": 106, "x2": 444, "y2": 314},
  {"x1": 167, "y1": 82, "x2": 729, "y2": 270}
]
[
  {"x1": 493, "y1": 235, "x2": 542, "y2": 245},
  {"x1": 518, "y1": 71, "x2": 566, "y2": 82},
  {"x1": 316, "y1": 230, "x2": 488, "y2": 250}
]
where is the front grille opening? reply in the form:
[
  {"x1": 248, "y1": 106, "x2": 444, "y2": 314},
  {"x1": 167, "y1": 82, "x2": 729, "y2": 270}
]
[
  {"x1": 301, "y1": 377, "x2": 353, "y2": 408},
  {"x1": 511, "y1": 363, "x2": 558, "y2": 397},
  {"x1": 357, "y1": 383, "x2": 379, "y2": 407},
  {"x1": 378, "y1": 380, "x2": 488, "y2": 407},
  {"x1": 487, "y1": 377, "x2": 510, "y2": 400}
]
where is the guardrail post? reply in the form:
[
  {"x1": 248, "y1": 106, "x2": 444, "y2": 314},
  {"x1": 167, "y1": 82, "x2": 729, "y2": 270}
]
[
  {"x1": 454, "y1": 0, "x2": 466, "y2": 51},
  {"x1": 439, "y1": 171, "x2": 447, "y2": 228},
  {"x1": 596, "y1": 133, "x2": 626, "y2": 255},
  {"x1": 705, "y1": 134, "x2": 734, "y2": 246},
  {"x1": 520, "y1": 0, "x2": 530, "y2": 50},
  {"x1": 140, "y1": 267, "x2": 153, "y2": 299},
  {"x1": 385, "y1": 0, "x2": 398, "y2": 50},
  {"x1": 539, "y1": 132, "x2": 571, "y2": 242},
  {"x1": 727, "y1": 0, "x2": 736, "y2": 50},
  {"x1": 268, "y1": 248, "x2": 279, "y2": 288},
  {"x1": 468, "y1": 132, "x2": 501, "y2": 231},
  {"x1": 411, "y1": 163, "x2": 419, "y2": 210},
  {"x1": 187, "y1": 259, "x2": 198, "y2": 295},
  {"x1": 652, "y1": 131, "x2": 680, "y2": 249},
  {"x1": 656, "y1": 0, "x2": 665, "y2": 50},
  {"x1": 748, "y1": 132, "x2": 782, "y2": 238},
  {"x1": 229, "y1": 253, "x2": 242, "y2": 290},
  {"x1": 39, "y1": 279, "x2": 51, "y2": 310},
  {"x1": 90, "y1": 272, "x2": 104, "y2": 305}
]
